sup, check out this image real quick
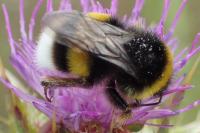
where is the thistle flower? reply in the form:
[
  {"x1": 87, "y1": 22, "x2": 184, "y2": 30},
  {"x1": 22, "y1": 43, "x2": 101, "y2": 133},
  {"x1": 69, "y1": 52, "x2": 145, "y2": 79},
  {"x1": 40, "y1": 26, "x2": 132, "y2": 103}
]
[{"x1": 0, "y1": 0, "x2": 200, "y2": 132}]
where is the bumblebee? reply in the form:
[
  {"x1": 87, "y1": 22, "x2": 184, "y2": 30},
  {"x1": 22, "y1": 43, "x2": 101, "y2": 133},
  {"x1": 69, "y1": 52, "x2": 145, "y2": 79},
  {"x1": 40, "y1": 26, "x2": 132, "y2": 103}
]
[{"x1": 35, "y1": 11, "x2": 173, "y2": 114}]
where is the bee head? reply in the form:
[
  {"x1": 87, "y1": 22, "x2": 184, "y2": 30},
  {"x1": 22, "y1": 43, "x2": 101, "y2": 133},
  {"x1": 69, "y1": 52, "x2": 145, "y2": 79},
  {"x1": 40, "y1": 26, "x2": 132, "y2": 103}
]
[{"x1": 123, "y1": 30, "x2": 169, "y2": 87}]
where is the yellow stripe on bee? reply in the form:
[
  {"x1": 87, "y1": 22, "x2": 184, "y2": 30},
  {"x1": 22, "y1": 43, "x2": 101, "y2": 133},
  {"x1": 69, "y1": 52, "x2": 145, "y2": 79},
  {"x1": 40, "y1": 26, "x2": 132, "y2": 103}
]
[
  {"x1": 87, "y1": 12, "x2": 111, "y2": 21},
  {"x1": 67, "y1": 13, "x2": 111, "y2": 77},
  {"x1": 67, "y1": 48, "x2": 90, "y2": 77},
  {"x1": 134, "y1": 45, "x2": 174, "y2": 99}
]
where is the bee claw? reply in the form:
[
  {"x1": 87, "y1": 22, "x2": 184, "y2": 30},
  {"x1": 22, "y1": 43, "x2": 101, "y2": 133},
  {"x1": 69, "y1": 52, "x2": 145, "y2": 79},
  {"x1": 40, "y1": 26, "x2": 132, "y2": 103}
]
[
  {"x1": 42, "y1": 81, "x2": 53, "y2": 102},
  {"x1": 44, "y1": 87, "x2": 52, "y2": 102}
]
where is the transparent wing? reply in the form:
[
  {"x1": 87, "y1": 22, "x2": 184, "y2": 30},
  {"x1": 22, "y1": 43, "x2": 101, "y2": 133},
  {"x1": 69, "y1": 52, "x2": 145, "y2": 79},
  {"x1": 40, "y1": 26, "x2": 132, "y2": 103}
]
[{"x1": 42, "y1": 11, "x2": 137, "y2": 77}]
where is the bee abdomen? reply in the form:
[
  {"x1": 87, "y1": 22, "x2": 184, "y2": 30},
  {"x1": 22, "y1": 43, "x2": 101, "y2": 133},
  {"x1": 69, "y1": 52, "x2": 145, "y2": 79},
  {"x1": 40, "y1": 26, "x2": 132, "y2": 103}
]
[{"x1": 36, "y1": 27, "x2": 92, "y2": 77}]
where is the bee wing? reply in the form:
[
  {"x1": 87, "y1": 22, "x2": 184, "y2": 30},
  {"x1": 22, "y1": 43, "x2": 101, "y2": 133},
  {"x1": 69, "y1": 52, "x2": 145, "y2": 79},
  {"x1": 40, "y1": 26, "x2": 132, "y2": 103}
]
[{"x1": 42, "y1": 11, "x2": 137, "y2": 77}]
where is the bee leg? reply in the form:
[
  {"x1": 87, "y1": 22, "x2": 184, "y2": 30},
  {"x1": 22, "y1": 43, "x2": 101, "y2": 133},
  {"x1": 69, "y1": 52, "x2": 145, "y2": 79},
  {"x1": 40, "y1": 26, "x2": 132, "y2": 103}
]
[
  {"x1": 106, "y1": 82, "x2": 132, "y2": 128},
  {"x1": 129, "y1": 94, "x2": 163, "y2": 108},
  {"x1": 43, "y1": 85, "x2": 52, "y2": 102},
  {"x1": 41, "y1": 77, "x2": 86, "y2": 101},
  {"x1": 128, "y1": 99, "x2": 141, "y2": 108},
  {"x1": 106, "y1": 81, "x2": 131, "y2": 115},
  {"x1": 139, "y1": 94, "x2": 163, "y2": 106}
]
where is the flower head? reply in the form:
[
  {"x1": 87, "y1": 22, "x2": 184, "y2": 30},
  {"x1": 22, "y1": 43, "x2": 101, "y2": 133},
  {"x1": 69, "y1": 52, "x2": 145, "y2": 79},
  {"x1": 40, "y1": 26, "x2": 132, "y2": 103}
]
[{"x1": 1, "y1": 0, "x2": 200, "y2": 132}]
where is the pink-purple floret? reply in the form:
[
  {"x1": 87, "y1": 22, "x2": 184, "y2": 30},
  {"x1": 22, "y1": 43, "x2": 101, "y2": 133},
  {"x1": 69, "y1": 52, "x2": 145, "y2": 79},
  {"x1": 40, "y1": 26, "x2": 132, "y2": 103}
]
[{"x1": 1, "y1": 0, "x2": 200, "y2": 131}]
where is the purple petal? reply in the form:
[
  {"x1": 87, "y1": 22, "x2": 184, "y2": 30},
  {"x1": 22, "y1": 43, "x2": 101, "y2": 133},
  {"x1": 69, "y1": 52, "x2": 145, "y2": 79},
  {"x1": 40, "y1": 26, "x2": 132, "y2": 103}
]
[
  {"x1": 28, "y1": 0, "x2": 44, "y2": 41},
  {"x1": 174, "y1": 47, "x2": 188, "y2": 62},
  {"x1": 90, "y1": 0, "x2": 98, "y2": 12},
  {"x1": 175, "y1": 46, "x2": 200, "y2": 72},
  {"x1": 19, "y1": 0, "x2": 27, "y2": 43},
  {"x1": 110, "y1": 0, "x2": 118, "y2": 15},
  {"x1": 158, "y1": 85, "x2": 191, "y2": 98},
  {"x1": 59, "y1": 0, "x2": 67, "y2": 10},
  {"x1": 167, "y1": 38, "x2": 178, "y2": 47},
  {"x1": 33, "y1": 102, "x2": 65, "y2": 120},
  {"x1": 0, "y1": 78, "x2": 44, "y2": 103},
  {"x1": 170, "y1": 75, "x2": 186, "y2": 89},
  {"x1": 171, "y1": 43, "x2": 178, "y2": 54},
  {"x1": 141, "y1": 109, "x2": 177, "y2": 120},
  {"x1": 176, "y1": 100, "x2": 200, "y2": 114},
  {"x1": 171, "y1": 92, "x2": 185, "y2": 106},
  {"x1": 10, "y1": 56, "x2": 43, "y2": 95},
  {"x1": 2, "y1": 4, "x2": 16, "y2": 54},
  {"x1": 156, "y1": 0, "x2": 171, "y2": 38},
  {"x1": 80, "y1": 0, "x2": 90, "y2": 13},
  {"x1": 129, "y1": 0, "x2": 144, "y2": 23},
  {"x1": 96, "y1": 1, "x2": 104, "y2": 13},
  {"x1": 59, "y1": 0, "x2": 72, "y2": 11},
  {"x1": 46, "y1": 0, "x2": 53, "y2": 12},
  {"x1": 189, "y1": 32, "x2": 200, "y2": 53},
  {"x1": 164, "y1": 0, "x2": 189, "y2": 41}
]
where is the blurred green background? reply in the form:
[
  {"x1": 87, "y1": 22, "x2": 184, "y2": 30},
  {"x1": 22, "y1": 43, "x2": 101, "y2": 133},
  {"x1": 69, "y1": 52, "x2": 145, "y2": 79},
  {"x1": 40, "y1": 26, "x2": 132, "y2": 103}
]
[{"x1": 0, "y1": 0, "x2": 200, "y2": 132}]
